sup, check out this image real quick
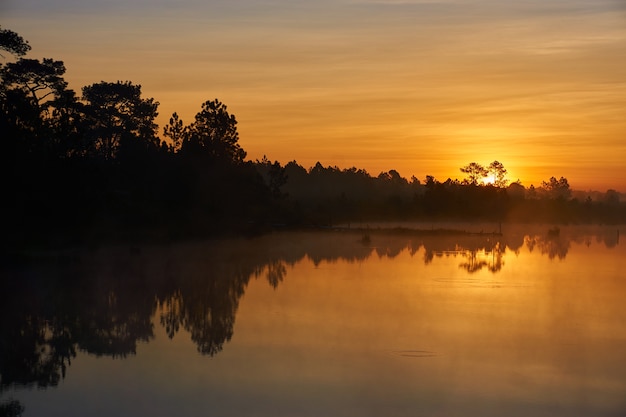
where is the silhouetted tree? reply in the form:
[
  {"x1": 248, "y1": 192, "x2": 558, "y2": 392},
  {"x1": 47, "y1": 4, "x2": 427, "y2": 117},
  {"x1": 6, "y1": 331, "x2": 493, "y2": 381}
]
[
  {"x1": 0, "y1": 57, "x2": 71, "y2": 157},
  {"x1": 182, "y1": 99, "x2": 245, "y2": 164},
  {"x1": 378, "y1": 169, "x2": 408, "y2": 186},
  {"x1": 0, "y1": 58, "x2": 67, "y2": 105},
  {"x1": 541, "y1": 176, "x2": 571, "y2": 200},
  {"x1": 460, "y1": 162, "x2": 488, "y2": 185},
  {"x1": 162, "y1": 111, "x2": 186, "y2": 152},
  {"x1": 82, "y1": 81, "x2": 159, "y2": 160},
  {"x1": 488, "y1": 160, "x2": 508, "y2": 187},
  {"x1": 424, "y1": 175, "x2": 436, "y2": 188},
  {"x1": 0, "y1": 26, "x2": 31, "y2": 57}
]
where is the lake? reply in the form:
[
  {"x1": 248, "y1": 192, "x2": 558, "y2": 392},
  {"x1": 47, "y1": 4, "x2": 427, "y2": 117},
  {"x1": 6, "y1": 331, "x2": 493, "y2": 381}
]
[{"x1": 1, "y1": 224, "x2": 625, "y2": 417}]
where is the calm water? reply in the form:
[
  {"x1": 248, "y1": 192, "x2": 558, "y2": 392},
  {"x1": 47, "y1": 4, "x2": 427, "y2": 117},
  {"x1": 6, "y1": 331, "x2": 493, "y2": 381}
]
[{"x1": 1, "y1": 225, "x2": 625, "y2": 417}]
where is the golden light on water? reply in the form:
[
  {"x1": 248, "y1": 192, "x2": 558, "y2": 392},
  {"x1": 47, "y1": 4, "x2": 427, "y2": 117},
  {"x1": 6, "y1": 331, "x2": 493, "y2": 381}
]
[
  {"x1": 232, "y1": 230, "x2": 626, "y2": 413},
  {"x1": 3, "y1": 229, "x2": 626, "y2": 415}
]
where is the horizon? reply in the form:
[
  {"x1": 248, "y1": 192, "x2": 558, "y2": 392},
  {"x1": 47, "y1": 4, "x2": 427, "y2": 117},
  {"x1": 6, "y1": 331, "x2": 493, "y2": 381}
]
[{"x1": 3, "y1": 0, "x2": 626, "y2": 192}]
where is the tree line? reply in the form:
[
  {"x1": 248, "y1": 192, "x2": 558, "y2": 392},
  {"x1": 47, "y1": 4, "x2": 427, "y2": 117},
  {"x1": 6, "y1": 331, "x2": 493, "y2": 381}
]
[
  {"x1": 258, "y1": 159, "x2": 624, "y2": 226},
  {"x1": 1, "y1": 26, "x2": 624, "y2": 248},
  {"x1": 1, "y1": 27, "x2": 281, "y2": 247}
]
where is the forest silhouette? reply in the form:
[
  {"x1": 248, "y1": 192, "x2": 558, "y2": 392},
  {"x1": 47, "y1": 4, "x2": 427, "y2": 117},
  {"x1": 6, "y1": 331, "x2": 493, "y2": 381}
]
[{"x1": 1, "y1": 26, "x2": 625, "y2": 249}]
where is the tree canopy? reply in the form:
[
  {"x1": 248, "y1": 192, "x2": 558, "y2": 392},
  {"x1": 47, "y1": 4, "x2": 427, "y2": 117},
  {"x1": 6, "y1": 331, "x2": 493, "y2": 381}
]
[
  {"x1": 541, "y1": 176, "x2": 571, "y2": 200},
  {"x1": 182, "y1": 99, "x2": 246, "y2": 164},
  {"x1": 488, "y1": 160, "x2": 508, "y2": 187},
  {"x1": 0, "y1": 26, "x2": 31, "y2": 57},
  {"x1": 460, "y1": 162, "x2": 488, "y2": 185},
  {"x1": 82, "y1": 80, "x2": 160, "y2": 160}
]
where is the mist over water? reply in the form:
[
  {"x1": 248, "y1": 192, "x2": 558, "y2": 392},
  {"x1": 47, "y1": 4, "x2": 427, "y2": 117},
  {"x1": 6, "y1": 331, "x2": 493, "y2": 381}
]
[{"x1": 1, "y1": 225, "x2": 625, "y2": 417}]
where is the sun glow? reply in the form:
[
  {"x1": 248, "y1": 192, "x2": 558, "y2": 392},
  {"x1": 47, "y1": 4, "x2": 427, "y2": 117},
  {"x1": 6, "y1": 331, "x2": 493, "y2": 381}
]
[
  {"x1": 4, "y1": 0, "x2": 626, "y2": 191},
  {"x1": 482, "y1": 174, "x2": 496, "y2": 186}
]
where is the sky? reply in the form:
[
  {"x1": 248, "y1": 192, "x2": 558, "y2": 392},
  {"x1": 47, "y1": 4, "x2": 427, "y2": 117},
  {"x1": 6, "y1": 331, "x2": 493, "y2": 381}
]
[{"x1": 3, "y1": 0, "x2": 626, "y2": 191}]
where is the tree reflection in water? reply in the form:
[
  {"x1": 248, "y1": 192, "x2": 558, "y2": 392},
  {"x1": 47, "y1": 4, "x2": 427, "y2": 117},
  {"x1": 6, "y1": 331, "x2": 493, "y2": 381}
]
[
  {"x1": 525, "y1": 234, "x2": 570, "y2": 260},
  {"x1": 0, "y1": 226, "x2": 621, "y2": 412},
  {"x1": 421, "y1": 235, "x2": 506, "y2": 273},
  {"x1": 263, "y1": 260, "x2": 287, "y2": 289},
  {"x1": 457, "y1": 242, "x2": 504, "y2": 273},
  {"x1": 157, "y1": 265, "x2": 247, "y2": 356}
]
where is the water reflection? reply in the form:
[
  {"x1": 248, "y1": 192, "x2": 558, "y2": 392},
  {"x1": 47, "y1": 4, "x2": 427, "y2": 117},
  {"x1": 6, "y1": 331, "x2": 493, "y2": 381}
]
[
  {"x1": 456, "y1": 242, "x2": 504, "y2": 273},
  {"x1": 0, "y1": 225, "x2": 622, "y2": 413}
]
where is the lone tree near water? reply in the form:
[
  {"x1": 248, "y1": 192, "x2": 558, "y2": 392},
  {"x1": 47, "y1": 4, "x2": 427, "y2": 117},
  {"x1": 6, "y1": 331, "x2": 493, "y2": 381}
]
[
  {"x1": 488, "y1": 160, "x2": 508, "y2": 187},
  {"x1": 460, "y1": 161, "x2": 509, "y2": 187},
  {"x1": 460, "y1": 162, "x2": 488, "y2": 185}
]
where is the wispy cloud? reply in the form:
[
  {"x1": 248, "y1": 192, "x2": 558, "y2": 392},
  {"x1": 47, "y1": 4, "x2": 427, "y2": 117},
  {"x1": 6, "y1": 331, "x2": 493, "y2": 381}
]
[{"x1": 3, "y1": 0, "x2": 626, "y2": 189}]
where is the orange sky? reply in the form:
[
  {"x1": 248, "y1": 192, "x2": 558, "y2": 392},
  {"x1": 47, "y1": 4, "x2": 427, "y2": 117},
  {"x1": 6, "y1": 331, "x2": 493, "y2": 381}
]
[{"x1": 3, "y1": 0, "x2": 626, "y2": 191}]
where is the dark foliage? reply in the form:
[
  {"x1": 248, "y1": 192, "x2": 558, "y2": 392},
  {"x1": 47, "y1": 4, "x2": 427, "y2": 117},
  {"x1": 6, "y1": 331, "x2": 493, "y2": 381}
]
[
  {"x1": 0, "y1": 26, "x2": 30, "y2": 57},
  {"x1": 256, "y1": 160, "x2": 625, "y2": 226},
  {"x1": 1, "y1": 28, "x2": 624, "y2": 250},
  {"x1": 0, "y1": 30, "x2": 278, "y2": 247}
]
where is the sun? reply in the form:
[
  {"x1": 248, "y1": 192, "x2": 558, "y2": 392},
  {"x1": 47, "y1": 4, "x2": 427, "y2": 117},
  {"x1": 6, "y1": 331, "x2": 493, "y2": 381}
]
[{"x1": 482, "y1": 174, "x2": 496, "y2": 185}]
